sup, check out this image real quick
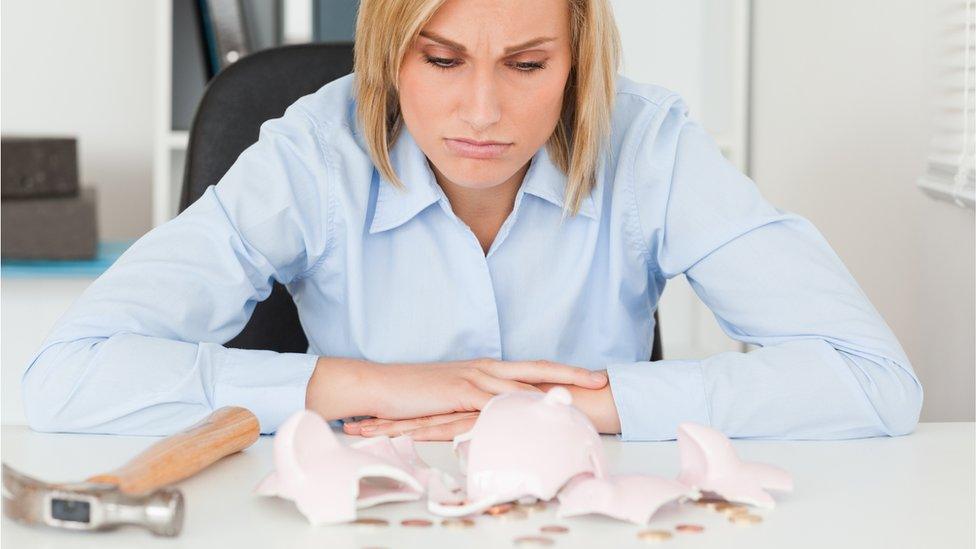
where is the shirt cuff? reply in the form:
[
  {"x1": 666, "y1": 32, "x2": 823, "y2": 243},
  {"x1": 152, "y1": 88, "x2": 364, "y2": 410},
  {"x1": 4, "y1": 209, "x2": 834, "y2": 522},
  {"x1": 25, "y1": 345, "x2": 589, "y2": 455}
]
[
  {"x1": 212, "y1": 344, "x2": 319, "y2": 434},
  {"x1": 606, "y1": 359, "x2": 711, "y2": 441}
]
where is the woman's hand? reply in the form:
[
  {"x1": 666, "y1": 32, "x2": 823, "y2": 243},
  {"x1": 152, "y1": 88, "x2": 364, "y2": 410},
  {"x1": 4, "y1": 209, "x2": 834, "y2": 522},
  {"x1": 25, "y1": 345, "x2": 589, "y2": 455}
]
[
  {"x1": 534, "y1": 380, "x2": 621, "y2": 435},
  {"x1": 306, "y1": 356, "x2": 608, "y2": 422},
  {"x1": 344, "y1": 372, "x2": 622, "y2": 441},
  {"x1": 343, "y1": 411, "x2": 479, "y2": 440}
]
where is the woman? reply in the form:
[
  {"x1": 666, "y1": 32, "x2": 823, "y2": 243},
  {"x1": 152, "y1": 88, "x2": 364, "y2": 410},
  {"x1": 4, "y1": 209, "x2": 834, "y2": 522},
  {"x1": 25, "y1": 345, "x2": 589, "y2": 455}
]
[{"x1": 21, "y1": 0, "x2": 922, "y2": 441}]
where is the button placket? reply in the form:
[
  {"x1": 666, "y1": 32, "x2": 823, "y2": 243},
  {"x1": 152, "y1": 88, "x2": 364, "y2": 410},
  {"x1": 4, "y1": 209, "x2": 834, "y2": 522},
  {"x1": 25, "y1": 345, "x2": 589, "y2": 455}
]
[{"x1": 432, "y1": 190, "x2": 524, "y2": 361}]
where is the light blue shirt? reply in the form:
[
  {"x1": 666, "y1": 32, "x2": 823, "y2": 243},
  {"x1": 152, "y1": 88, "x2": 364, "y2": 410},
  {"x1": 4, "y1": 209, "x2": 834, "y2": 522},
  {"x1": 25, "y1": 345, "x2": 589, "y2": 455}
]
[{"x1": 21, "y1": 73, "x2": 923, "y2": 440}]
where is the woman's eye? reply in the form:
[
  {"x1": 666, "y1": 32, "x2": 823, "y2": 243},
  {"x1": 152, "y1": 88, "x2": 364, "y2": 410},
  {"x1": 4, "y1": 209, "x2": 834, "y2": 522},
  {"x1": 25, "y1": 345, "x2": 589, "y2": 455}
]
[
  {"x1": 422, "y1": 56, "x2": 546, "y2": 74},
  {"x1": 424, "y1": 56, "x2": 458, "y2": 70},
  {"x1": 511, "y1": 61, "x2": 547, "y2": 73}
]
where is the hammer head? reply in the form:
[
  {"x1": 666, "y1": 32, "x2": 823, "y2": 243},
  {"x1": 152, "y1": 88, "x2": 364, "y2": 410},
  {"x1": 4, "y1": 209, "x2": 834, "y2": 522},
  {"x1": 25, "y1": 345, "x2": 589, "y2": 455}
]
[{"x1": 2, "y1": 463, "x2": 184, "y2": 536}]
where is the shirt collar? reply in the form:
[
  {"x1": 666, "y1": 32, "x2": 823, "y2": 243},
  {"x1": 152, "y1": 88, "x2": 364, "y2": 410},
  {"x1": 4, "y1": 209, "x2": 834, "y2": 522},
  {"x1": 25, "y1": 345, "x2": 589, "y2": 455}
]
[
  {"x1": 368, "y1": 125, "x2": 443, "y2": 234},
  {"x1": 519, "y1": 144, "x2": 598, "y2": 220},
  {"x1": 368, "y1": 127, "x2": 597, "y2": 234}
]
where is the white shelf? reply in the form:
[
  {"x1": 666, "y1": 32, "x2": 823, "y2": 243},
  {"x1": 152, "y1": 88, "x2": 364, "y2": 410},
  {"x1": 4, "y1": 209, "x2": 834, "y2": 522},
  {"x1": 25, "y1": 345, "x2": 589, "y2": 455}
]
[
  {"x1": 168, "y1": 130, "x2": 189, "y2": 150},
  {"x1": 152, "y1": 0, "x2": 175, "y2": 228},
  {"x1": 918, "y1": 176, "x2": 976, "y2": 208}
]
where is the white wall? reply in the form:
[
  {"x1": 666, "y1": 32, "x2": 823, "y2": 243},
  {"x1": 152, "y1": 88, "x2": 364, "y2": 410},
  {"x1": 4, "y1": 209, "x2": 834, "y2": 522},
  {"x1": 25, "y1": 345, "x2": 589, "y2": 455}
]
[
  {"x1": 751, "y1": 0, "x2": 975, "y2": 421},
  {"x1": 1, "y1": 0, "x2": 156, "y2": 240}
]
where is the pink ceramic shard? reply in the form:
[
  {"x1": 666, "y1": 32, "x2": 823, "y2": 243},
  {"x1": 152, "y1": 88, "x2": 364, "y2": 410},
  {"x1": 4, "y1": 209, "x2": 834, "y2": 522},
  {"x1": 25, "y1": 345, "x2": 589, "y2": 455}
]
[
  {"x1": 352, "y1": 434, "x2": 464, "y2": 504},
  {"x1": 557, "y1": 472, "x2": 698, "y2": 525},
  {"x1": 676, "y1": 422, "x2": 794, "y2": 509},
  {"x1": 254, "y1": 410, "x2": 424, "y2": 525},
  {"x1": 429, "y1": 387, "x2": 608, "y2": 516}
]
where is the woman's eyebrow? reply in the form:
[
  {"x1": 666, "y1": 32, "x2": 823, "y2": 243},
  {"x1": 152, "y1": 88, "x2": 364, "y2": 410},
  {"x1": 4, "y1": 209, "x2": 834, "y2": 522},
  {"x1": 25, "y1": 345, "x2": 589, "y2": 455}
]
[{"x1": 418, "y1": 30, "x2": 557, "y2": 54}]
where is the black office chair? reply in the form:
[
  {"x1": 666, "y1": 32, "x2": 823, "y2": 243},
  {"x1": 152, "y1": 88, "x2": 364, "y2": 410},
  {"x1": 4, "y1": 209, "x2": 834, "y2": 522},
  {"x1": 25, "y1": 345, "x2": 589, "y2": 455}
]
[{"x1": 179, "y1": 43, "x2": 664, "y2": 361}]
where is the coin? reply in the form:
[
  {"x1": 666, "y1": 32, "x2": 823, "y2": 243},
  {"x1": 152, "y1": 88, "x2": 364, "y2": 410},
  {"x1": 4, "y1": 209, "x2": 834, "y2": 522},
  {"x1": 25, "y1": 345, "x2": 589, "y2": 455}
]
[
  {"x1": 400, "y1": 518, "x2": 433, "y2": 527},
  {"x1": 720, "y1": 504, "x2": 748, "y2": 517},
  {"x1": 439, "y1": 499, "x2": 469, "y2": 506},
  {"x1": 539, "y1": 525, "x2": 569, "y2": 534},
  {"x1": 730, "y1": 513, "x2": 763, "y2": 525},
  {"x1": 513, "y1": 535, "x2": 555, "y2": 546},
  {"x1": 351, "y1": 517, "x2": 389, "y2": 527},
  {"x1": 636, "y1": 529, "x2": 673, "y2": 542},
  {"x1": 518, "y1": 500, "x2": 548, "y2": 513},
  {"x1": 694, "y1": 495, "x2": 728, "y2": 509},
  {"x1": 441, "y1": 518, "x2": 476, "y2": 529},
  {"x1": 486, "y1": 503, "x2": 515, "y2": 516},
  {"x1": 675, "y1": 523, "x2": 705, "y2": 533},
  {"x1": 497, "y1": 508, "x2": 529, "y2": 521}
]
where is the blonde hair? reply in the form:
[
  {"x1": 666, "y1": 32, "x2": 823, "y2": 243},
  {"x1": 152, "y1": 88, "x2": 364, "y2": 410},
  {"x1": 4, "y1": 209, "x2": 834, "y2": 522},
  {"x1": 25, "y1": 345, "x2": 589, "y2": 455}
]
[{"x1": 353, "y1": 0, "x2": 621, "y2": 217}]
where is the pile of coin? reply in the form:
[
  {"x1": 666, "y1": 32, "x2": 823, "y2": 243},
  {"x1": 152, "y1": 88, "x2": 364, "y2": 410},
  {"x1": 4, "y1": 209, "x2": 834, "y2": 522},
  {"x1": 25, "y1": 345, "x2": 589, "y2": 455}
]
[
  {"x1": 350, "y1": 516, "x2": 476, "y2": 529},
  {"x1": 351, "y1": 492, "x2": 769, "y2": 545},
  {"x1": 688, "y1": 494, "x2": 764, "y2": 526}
]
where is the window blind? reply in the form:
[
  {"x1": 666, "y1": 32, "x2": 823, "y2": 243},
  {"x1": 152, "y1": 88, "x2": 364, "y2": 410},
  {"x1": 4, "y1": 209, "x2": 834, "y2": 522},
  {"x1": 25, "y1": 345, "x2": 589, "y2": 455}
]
[{"x1": 919, "y1": 0, "x2": 975, "y2": 207}]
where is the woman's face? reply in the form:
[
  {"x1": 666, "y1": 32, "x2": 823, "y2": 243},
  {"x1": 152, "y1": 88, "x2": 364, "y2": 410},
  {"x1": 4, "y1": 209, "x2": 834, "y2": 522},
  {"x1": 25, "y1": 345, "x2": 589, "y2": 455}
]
[{"x1": 397, "y1": 0, "x2": 572, "y2": 191}]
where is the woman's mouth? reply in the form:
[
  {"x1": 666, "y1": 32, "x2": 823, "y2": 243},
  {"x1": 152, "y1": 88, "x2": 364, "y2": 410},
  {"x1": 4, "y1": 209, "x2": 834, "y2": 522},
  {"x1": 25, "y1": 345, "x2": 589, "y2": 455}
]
[{"x1": 444, "y1": 138, "x2": 512, "y2": 159}]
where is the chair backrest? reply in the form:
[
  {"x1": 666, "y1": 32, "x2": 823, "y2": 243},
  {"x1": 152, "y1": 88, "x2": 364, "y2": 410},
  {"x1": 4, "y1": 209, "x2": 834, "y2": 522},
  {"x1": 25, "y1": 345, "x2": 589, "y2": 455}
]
[
  {"x1": 180, "y1": 43, "x2": 353, "y2": 352},
  {"x1": 179, "y1": 43, "x2": 663, "y2": 360}
]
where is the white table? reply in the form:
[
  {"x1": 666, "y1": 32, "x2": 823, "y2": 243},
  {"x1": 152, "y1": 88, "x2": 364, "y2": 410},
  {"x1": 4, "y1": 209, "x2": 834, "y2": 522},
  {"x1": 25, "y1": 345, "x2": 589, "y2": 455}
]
[{"x1": 2, "y1": 423, "x2": 973, "y2": 548}]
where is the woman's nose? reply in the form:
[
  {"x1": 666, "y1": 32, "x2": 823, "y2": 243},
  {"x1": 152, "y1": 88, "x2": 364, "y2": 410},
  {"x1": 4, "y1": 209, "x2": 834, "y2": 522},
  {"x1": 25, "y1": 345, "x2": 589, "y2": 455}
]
[{"x1": 458, "y1": 67, "x2": 502, "y2": 134}]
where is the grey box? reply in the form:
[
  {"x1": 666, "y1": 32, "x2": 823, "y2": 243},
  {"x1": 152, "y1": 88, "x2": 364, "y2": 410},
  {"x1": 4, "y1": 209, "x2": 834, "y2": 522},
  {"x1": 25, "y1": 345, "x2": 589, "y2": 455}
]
[
  {"x1": 1, "y1": 136, "x2": 79, "y2": 199},
  {"x1": 1, "y1": 186, "x2": 97, "y2": 260}
]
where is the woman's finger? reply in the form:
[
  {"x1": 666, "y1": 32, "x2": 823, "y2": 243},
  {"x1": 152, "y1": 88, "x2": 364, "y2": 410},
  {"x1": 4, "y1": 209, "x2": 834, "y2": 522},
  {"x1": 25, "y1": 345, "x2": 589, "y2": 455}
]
[
  {"x1": 343, "y1": 417, "x2": 393, "y2": 435},
  {"x1": 468, "y1": 371, "x2": 543, "y2": 395},
  {"x1": 484, "y1": 360, "x2": 608, "y2": 389},
  {"x1": 404, "y1": 416, "x2": 478, "y2": 441},
  {"x1": 357, "y1": 412, "x2": 479, "y2": 437}
]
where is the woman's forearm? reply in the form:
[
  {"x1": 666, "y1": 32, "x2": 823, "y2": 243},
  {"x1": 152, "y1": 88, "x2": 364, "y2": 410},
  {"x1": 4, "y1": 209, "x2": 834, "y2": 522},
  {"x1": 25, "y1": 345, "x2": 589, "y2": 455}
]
[{"x1": 305, "y1": 356, "x2": 379, "y2": 420}]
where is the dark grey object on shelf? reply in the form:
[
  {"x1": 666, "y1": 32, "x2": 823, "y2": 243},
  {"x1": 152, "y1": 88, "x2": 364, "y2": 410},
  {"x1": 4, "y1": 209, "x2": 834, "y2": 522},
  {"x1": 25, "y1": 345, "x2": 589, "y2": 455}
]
[
  {"x1": 313, "y1": 0, "x2": 359, "y2": 41},
  {"x1": 172, "y1": 0, "x2": 212, "y2": 131},
  {"x1": 205, "y1": 0, "x2": 252, "y2": 70},
  {"x1": 1, "y1": 186, "x2": 98, "y2": 260},
  {"x1": 1, "y1": 137, "x2": 79, "y2": 199}
]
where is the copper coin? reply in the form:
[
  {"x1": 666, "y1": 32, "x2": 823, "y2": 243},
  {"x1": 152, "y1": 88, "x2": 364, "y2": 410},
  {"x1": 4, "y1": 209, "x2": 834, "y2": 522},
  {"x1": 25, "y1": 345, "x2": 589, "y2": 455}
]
[
  {"x1": 698, "y1": 495, "x2": 727, "y2": 503},
  {"x1": 439, "y1": 499, "x2": 469, "y2": 506},
  {"x1": 539, "y1": 525, "x2": 569, "y2": 534},
  {"x1": 721, "y1": 504, "x2": 748, "y2": 517},
  {"x1": 695, "y1": 495, "x2": 727, "y2": 507},
  {"x1": 400, "y1": 518, "x2": 433, "y2": 527},
  {"x1": 675, "y1": 523, "x2": 705, "y2": 533},
  {"x1": 637, "y1": 529, "x2": 673, "y2": 542},
  {"x1": 486, "y1": 503, "x2": 515, "y2": 516},
  {"x1": 513, "y1": 535, "x2": 555, "y2": 547},
  {"x1": 730, "y1": 513, "x2": 763, "y2": 525},
  {"x1": 441, "y1": 517, "x2": 476, "y2": 529},
  {"x1": 351, "y1": 517, "x2": 389, "y2": 527},
  {"x1": 518, "y1": 500, "x2": 548, "y2": 513},
  {"x1": 497, "y1": 508, "x2": 529, "y2": 521}
]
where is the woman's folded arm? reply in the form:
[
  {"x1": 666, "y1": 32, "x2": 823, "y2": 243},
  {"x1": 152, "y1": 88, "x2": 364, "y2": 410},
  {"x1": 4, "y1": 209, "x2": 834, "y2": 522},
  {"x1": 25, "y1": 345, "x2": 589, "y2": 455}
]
[
  {"x1": 21, "y1": 102, "x2": 334, "y2": 436},
  {"x1": 608, "y1": 96, "x2": 923, "y2": 441}
]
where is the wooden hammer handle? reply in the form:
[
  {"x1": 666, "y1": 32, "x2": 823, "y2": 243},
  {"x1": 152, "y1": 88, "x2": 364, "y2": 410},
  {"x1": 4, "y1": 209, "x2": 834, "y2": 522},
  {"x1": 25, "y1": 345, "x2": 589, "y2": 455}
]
[{"x1": 86, "y1": 406, "x2": 260, "y2": 494}]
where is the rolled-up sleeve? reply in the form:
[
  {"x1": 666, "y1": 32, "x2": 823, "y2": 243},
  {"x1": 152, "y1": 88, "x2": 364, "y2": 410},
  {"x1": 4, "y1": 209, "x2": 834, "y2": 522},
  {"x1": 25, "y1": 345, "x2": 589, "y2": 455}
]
[
  {"x1": 21, "y1": 101, "x2": 334, "y2": 436},
  {"x1": 606, "y1": 96, "x2": 923, "y2": 441}
]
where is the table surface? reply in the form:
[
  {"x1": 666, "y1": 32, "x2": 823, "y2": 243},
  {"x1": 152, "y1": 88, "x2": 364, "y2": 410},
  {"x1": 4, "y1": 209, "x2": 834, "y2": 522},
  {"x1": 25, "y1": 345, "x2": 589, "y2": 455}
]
[{"x1": 2, "y1": 422, "x2": 973, "y2": 548}]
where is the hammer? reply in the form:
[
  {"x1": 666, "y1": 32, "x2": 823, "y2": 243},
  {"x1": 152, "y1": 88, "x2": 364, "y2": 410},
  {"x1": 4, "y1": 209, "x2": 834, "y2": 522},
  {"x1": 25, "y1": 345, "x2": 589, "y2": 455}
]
[{"x1": 2, "y1": 406, "x2": 260, "y2": 536}]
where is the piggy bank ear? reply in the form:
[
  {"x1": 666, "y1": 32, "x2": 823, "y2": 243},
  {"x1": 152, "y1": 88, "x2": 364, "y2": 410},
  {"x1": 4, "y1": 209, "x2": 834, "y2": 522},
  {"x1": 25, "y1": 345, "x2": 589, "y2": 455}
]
[
  {"x1": 543, "y1": 386, "x2": 573, "y2": 406},
  {"x1": 677, "y1": 422, "x2": 739, "y2": 481}
]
